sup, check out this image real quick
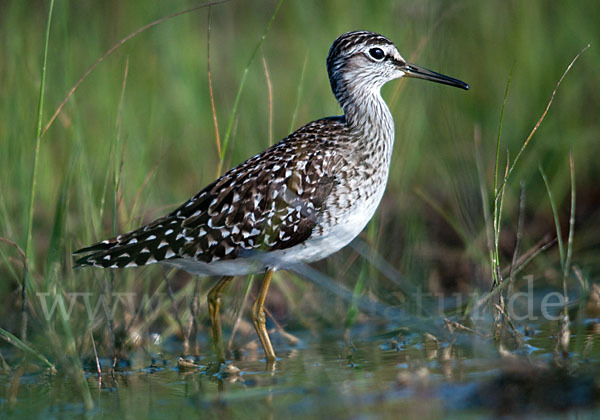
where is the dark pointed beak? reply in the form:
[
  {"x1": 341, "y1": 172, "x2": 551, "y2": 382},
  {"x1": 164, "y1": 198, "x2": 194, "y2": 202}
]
[{"x1": 402, "y1": 62, "x2": 469, "y2": 90}]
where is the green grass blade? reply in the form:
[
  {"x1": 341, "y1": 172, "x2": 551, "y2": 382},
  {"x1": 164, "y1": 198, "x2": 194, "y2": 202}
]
[
  {"x1": 52, "y1": 286, "x2": 94, "y2": 410},
  {"x1": 261, "y1": 55, "x2": 274, "y2": 146},
  {"x1": 564, "y1": 152, "x2": 576, "y2": 291},
  {"x1": 24, "y1": 0, "x2": 55, "y2": 263},
  {"x1": 493, "y1": 64, "x2": 513, "y2": 198},
  {"x1": 21, "y1": 0, "x2": 55, "y2": 340},
  {"x1": 0, "y1": 189, "x2": 21, "y2": 284},
  {"x1": 493, "y1": 155, "x2": 509, "y2": 288},
  {"x1": 219, "y1": 0, "x2": 285, "y2": 161},
  {"x1": 0, "y1": 189, "x2": 15, "y2": 239},
  {"x1": 0, "y1": 237, "x2": 26, "y2": 287},
  {"x1": 539, "y1": 165, "x2": 564, "y2": 270},
  {"x1": 44, "y1": 151, "x2": 78, "y2": 287},
  {"x1": 98, "y1": 141, "x2": 114, "y2": 226},
  {"x1": 345, "y1": 264, "x2": 367, "y2": 330},
  {"x1": 491, "y1": 69, "x2": 513, "y2": 288},
  {"x1": 0, "y1": 327, "x2": 55, "y2": 370},
  {"x1": 289, "y1": 52, "x2": 309, "y2": 133},
  {"x1": 495, "y1": 44, "x2": 590, "y2": 201},
  {"x1": 112, "y1": 58, "x2": 129, "y2": 235}
]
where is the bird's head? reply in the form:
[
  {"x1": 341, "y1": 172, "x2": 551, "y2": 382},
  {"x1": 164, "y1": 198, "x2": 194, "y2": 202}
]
[{"x1": 326, "y1": 31, "x2": 469, "y2": 99}]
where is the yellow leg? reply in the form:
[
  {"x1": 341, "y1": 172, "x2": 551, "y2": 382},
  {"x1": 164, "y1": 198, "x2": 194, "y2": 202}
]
[
  {"x1": 251, "y1": 268, "x2": 277, "y2": 361},
  {"x1": 207, "y1": 276, "x2": 234, "y2": 363}
]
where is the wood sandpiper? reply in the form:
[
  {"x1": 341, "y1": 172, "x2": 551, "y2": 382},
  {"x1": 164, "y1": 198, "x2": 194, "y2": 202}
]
[{"x1": 74, "y1": 31, "x2": 469, "y2": 363}]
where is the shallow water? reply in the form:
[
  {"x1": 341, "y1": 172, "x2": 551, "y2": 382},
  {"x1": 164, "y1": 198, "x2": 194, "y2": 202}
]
[{"x1": 2, "y1": 321, "x2": 600, "y2": 419}]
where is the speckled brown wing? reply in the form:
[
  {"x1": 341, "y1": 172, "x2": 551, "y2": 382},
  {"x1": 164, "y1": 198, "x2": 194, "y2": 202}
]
[{"x1": 73, "y1": 117, "x2": 346, "y2": 269}]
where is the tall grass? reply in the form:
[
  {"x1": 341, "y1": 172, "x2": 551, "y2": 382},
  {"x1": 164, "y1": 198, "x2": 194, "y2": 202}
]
[
  {"x1": 0, "y1": 1, "x2": 598, "y2": 404},
  {"x1": 218, "y1": 0, "x2": 284, "y2": 174},
  {"x1": 22, "y1": 0, "x2": 56, "y2": 342}
]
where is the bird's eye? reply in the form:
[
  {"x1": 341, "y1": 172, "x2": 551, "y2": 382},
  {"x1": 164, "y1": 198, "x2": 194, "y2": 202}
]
[{"x1": 368, "y1": 47, "x2": 385, "y2": 61}]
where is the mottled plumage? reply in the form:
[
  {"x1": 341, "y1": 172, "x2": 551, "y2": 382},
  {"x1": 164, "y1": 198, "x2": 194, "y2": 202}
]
[
  {"x1": 74, "y1": 31, "x2": 468, "y2": 360},
  {"x1": 76, "y1": 117, "x2": 344, "y2": 272}
]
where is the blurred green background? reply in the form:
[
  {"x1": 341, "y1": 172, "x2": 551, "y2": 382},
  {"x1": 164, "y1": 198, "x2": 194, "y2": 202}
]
[
  {"x1": 0, "y1": 0, "x2": 599, "y2": 366},
  {"x1": 1, "y1": 0, "x2": 600, "y2": 416}
]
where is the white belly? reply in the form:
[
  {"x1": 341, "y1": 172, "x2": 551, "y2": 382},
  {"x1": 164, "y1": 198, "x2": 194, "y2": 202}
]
[{"x1": 162, "y1": 179, "x2": 386, "y2": 277}]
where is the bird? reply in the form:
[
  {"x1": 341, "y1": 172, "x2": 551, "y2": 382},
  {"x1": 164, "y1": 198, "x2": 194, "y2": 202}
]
[{"x1": 74, "y1": 30, "x2": 469, "y2": 363}]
